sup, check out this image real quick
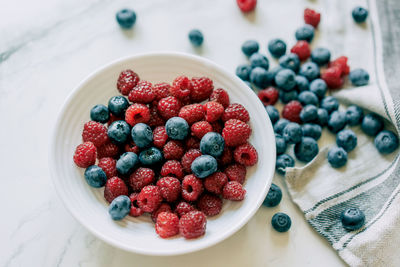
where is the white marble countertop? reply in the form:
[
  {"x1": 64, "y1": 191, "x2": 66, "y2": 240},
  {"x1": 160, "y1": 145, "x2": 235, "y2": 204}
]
[{"x1": 1, "y1": 0, "x2": 375, "y2": 265}]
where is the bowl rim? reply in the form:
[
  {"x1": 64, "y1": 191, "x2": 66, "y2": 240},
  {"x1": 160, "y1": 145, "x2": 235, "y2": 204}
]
[{"x1": 49, "y1": 51, "x2": 275, "y2": 256}]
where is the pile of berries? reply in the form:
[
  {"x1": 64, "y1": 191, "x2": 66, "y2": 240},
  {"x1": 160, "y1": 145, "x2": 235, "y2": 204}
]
[{"x1": 73, "y1": 70, "x2": 258, "y2": 239}]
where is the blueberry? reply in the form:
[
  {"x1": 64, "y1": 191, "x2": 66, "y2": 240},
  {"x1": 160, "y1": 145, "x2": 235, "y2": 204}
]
[
  {"x1": 90, "y1": 104, "x2": 110, "y2": 123},
  {"x1": 320, "y1": 96, "x2": 339, "y2": 113},
  {"x1": 266, "y1": 105, "x2": 280, "y2": 124},
  {"x1": 271, "y1": 212, "x2": 291, "y2": 232},
  {"x1": 337, "y1": 129, "x2": 358, "y2": 152},
  {"x1": 311, "y1": 47, "x2": 331, "y2": 66},
  {"x1": 302, "y1": 123, "x2": 322, "y2": 140},
  {"x1": 300, "y1": 104, "x2": 318, "y2": 123},
  {"x1": 236, "y1": 64, "x2": 253, "y2": 81},
  {"x1": 327, "y1": 146, "x2": 348, "y2": 168},
  {"x1": 116, "y1": 9, "x2": 136, "y2": 29},
  {"x1": 268, "y1": 66, "x2": 284, "y2": 85},
  {"x1": 346, "y1": 105, "x2": 364, "y2": 126},
  {"x1": 274, "y1": 119, "x2": 290, "y2": 134},
  {"x1": 276, "y1": 154, "x2": 295, "y2": 175},
  {"x1": 191, "y1": 155, "x2": 218, "y2": 178},
  {"x1": 349, "y1": 68, "x2": 369, "y2": 86},
  {"x1": 374, "y1": 130, "x2": 399, "y2": 154},
  {"x1": 108, "y1": 195, "x2": 131, "y2": 220},
  {"x1": 361, "y1": 113, "x2": 384, "y2": 136},
  {"x1": 250, "y1": 67, "x2": 270, "y2": 88},
  {"x1": 244, "y1": 81, "x2": 255, "y2": 91},
  {"x1": 294, "y1": 137, "x2": 319, "y2": 162},
  {"x1": 283, "y1": 122, "x2": 303, "y2": 144},
  {"x1": 268, "y1": 38, "x2": 286, "y2": 58},
  {"x1": 108, "y1": 120, "x2": 130, "y2": 145},
  {"x1": 131, "y1": 123, "x2": 153, "y2": 148},
  {"x1": 188, "y1": 29, "x2": 204, "y2": 46},
  {"x1": 139, "y1": 147, "x2": 163, "y2": 166},
  {"x1": 165, "y1": 117, "x2": 189, "y2": 140},
  {"x1": 249, "y1": 53, "x2": 269, "y2": 70},
  {"x1": 200, "y1": 132, "x2": 225, "y2": 157},
  {"x1": 309, "y1": 79, "x2": 327, "y2": 99},
  {"x1": 299, "y1": 62, "x2": 320, "y2": 81},
  {"x1": 263, "y1": 183, "x2": 282, "y2": 207},
  {"x1": 108, "y1": 96, "x2": 129, "y2": 117},
  {"x1": 328, "y1": 111, "x2": 347, "y2": 133},
  {"x1": 275, "y1": 69, "x2": 296, "y2": 91},
  {"x1": 275, "y1": 134, "x2": 287, "y2": 155},
  {"x1": 116, "y1": 152, "x2": 138, "y2": 175},
  {"x1": 241, "y1": 40, "x2": 259, "y2": 57},
  {"x1": 317, "y1": 108, "x2": 329, "y2": 126},
  {"x1": 352, "y1": 6, "x2": 368, "y2": 23},
  {"x1": 341, "y1": 207, "x2": 365, "y2": 231},
  {"x1": 295, "y1": 24, "x2": 315, "y2": 42},
  {"x1": 279, "y1": 90, "x2": 298, "y2": 104},
  {"x1": 84, "y1": 165, "x2": 107, "y2": 188},
  {"x1": 279, "y1": 53, "x2": 300, "y2": 72},
  {"x1": 298, "y1": 91, "x2": 319, "y2": 106},
  {"x1": 295, "y1": 75, "x2": 310, "y2": 91}
]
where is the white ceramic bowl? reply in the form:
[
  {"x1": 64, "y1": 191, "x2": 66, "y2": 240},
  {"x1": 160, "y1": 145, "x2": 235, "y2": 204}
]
[{"x1": 50, "y1": 52, "x2": 275, "y2": 256}]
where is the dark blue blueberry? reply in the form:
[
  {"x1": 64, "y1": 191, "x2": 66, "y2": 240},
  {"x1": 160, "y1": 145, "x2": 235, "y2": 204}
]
[
  {"x1": 108, "y1": 96, "x2": 129, "y2": 117},
  {"x1": 279, "y1": 53, "x2": 300, "y2": 72},
  {"x1": 139, "y1": 147, "x2": 163, "y2": 166},
  {"x1": 320, "y1": 96, "x2": 339, "y2": 113},
  {"x1": 346, "y1": 105, "x2": 364, "y2": 126},
  {"x1": 263, "y1": 183, "x2": 282, "y2": 207},
  {"x1": 336, "y1": 129, "x2": 358, "y2": 152},
  {"x1": 328, "y1": 111, "x2": 347, "y2": 133},
  {"x1": 200, "y1": 132, "x2": 225, "y2": 157},
  {"x1": 279, "y1": 90, "x2": 298, "y2": 104},
  {"x1": 108, "y1": 120, "x2": 130, "y2": 145},
  {"x1": 275, "y1": 69, "x2": 296, "y2": 91},
  {"x1": 283, "y1": 122, "x2": 303, "y2": 144},
  {"x1": 84, "y1": 165, "x2": 107, "y2": 188},
  {"x1": 191, "y1": 155, "x2": 218, "y2": 178},
  {"x1": 276, "y1": 154, "x2": 295, "y2": 175},
  {"x1": 90, "y1": 104, "x2": 110, "y2": 123},
  {"x1": 275, "y1": 134, "x2": 287, "y2": 155},
  {"x1": 274, "y1": 119, "x2": 290, "y2": 134},
  {"x1": 268, "y1": 38, "x2": 286, "y2": 58},
  {"x1": 352, "y1": 6, "x2": 368, "y2": 23},
  {"x1": 108, "y1": 195, "x2": 131, "y2": 220},
  {"x1": 116, "y1": 9, "x2": 136, "y2": 29},
  {"x1": 361, "y1": 113, "x2": 384, "y2": 136},
  {"x1": 244, "y1": 81, "x2": 255, "y2": 91},
  {"x1": 349, "y1": 68, "x2": 369, "y2": 86},
  {"x1": 298, "y1": 91, "x2": 319, "y2": 106},
  {"x1": 311, "y1": 47, "x2": 331, "y2": 66},
  {"x1": 302, "y1": 123, "x2": 322, "y2": 140},
  {"x1": 309, "y1": 79, "x2": 327, "y2": 99},
  {"x1": 268, "y1": 66, "x2": 284, "y2": 85},
  {"x1": 317, "y1": 108, "x2": 329, "y2": 126},
  {"x1": 236, "y1": 64, "x2": 253, "y2": 81},
  {"x1": 295, "y1": 75, "x2": 310, "y2": 91},
  {"x1": 294, "y1": 137, "x2": 319, "y2": 162},
  {"x1": 266, "y1": 105, "x2": 280, "y2": 124},
  {"x1": 249, "y1": 53, "x2": 269, "y2": 70},
  {"x1": 188, "y1": 29, "x2": 204, "y2": 46},
  {"x1": 131, "y1": 123, "x2": 153, "y2": 148},
  {"x1": 271, "y1": 212, "x2": 291, "y2": 232},
  {"x1": 165, "y1": 117, "x2": 189, "y2": 140},
  {"x1": 300, "y1": 104, "x2": 318, "y2": 123},
  {"x1": 327, "y1": 146, "x2": 347, "y2": 168},
  {"x1": 295, "y1": 24, "x2": 315, "y2": 42},
  {"x1": 250, "y1": 67, "x2": 270, "y2": 88},
  {"x1": 116, "y1": 152, "x2": 138, "y2": 175},
  {"x1": 374, "y1": 130, "x2": 399, "y2": 154},
  {"x1": 241, "y1": 40, "x2": 259, "y2": 57},
  {"x1": 341, "y1": 207, "x2": 365, "y2": 231},
  {"x1": 299, "y1": 62, "x2": 320, "y2": 81}
]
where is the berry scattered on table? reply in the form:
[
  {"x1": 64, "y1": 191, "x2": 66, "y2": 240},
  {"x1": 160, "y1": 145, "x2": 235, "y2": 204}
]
[
  {"x1": 327, "y1": 146, "x2": 348, "y2": 168},
  {"x1": 295, "y1": 24, "x2": 315, "y2": 42},
  {"x1": 345, "y1": 105, "x2": 364, "y2": 126},
  {"x1": 268, "y1": 39, "x2": 287, "y2": 58},
  {"x1": 349, "y1": 68, "x2": 370, "y2": 86},
  {"x1": 341, "y1": 207, "x2": 365, "y2": 231},
  {"x1": 299, "y1": 62, "x2": 320, "y2": 81},
  {"x1": 271, "y1": 212, "x2": 292, "y2": 232},
  {"x1": 266, "y1": 105, "x2": 280, "y2": 124},
  {"x1": 311, "y1": 48, "x2": 331, "y2": 66},
  {"x1": 249, "y1": 53, "x2": 270, "y2": 70},
  {"x1": 295, "y1": 75, "x2": 310, "y2": 91},
  {"x1": 291, "y1": 41, "x2": 311, "y2": 61},
  {"x1": 294, "y1": 137, "x2": 319, "y2": 162},
  {"x1": 275, "y1": 134, "x2": 287, "y2": 155},
  {"x1": 283, "y1": 122, "x2": 303, "y2": 144},
  {"x1": 276, "y1": 154, "x2": 295, "y2": 175},
  {"x1": 188, "y1": 29, "x2": 204, "y2": 47},
  {"x1": 282, "y1": 100, "x2": 303, "y2": 123},
  {"x1": 336, "y1": 129, "x2": 358, "y2": 152},
  {"x1": 352, "y1": 6, "x2": 369, "y2": 23},
  {"x1": 361, "y1": 113, "x2": 384, "y2": 136},
  {"x1": 236, "y1": 0, "x2": 257, "y2": 13},
  {"x1": 263, "y1": 183, "x2": 282, "y2": 207},
  {"x1": 279, "y1": 53, "x2": 301, "y2": 72},
  {"x1": 116, "y1": 9, "x2": 136, "y2": 29},
  {"x1": 241, "y1": 40, "x2": 259, "y2": 57},
  {"x1": 302, "y1": 123, "x2": 322, "y2": 140},
  {"x1": 275, "y1": 69, "x2": 296, "y2": 91},
  {"x1": 374, "y1": 130, "x2": 399, "y2": 154},
  {"x1": 304, "y1": 8, "x2": 321, "y2": 28}
]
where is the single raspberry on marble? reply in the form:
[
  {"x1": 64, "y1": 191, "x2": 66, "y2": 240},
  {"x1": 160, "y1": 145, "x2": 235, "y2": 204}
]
[
  {"x1": 117, "y1": 69, "x2": 140, "y2": 95},
  {"x1": 209, "y1": 88, "x2": 230, "y2": 108},
  {"x1": 222, "y1": 119, "x2": 252, "y2": 147},
  {"x1": 128, "y1": 80, "x2": 155, "y2": 103},
  {"x1": 97, "y1": 141, "x2": 120, "y2": 159},
  {"x1": 203, "y1": 101, "x2": 224, "y2": 122},
  {"x1": 190, "y1": 77, "x2": 214, "y2": 102},
  {"x1": 157, "y1": 96, "x2": 182, "y2": 119},
  {"x1": 236, "y1": 0, "x2": 257, "y2": 13},
  {"x1": 304, "y1": 8, "x2": 321, "y2": 28},
  {"x1": 291, "y1": 41, "x2": 311, "y2": 61},
  {"x1": 182, "y1": 174, "x2": 204, "y2": 202},
  {"x1": 98, "y1": 157, "x2": 117, "y2": 178},
  {"x1": 179, "y1": 104, "x2": 205, "y2": 125},
  {"x1": 224, "y1": 163, "x2": 246, "y2": 184},
  {"x1": 156, "y1": 177, "x2": 181, "y2": 202},
  {"x1": 282, "y1": 100, "x2": 303, "y2": 123},
  {"x1": 137, "y1": 185, "x2": 163, "y2": 213},
  {"x1": 124, "y1": 141, "x2": 140, "y2": 154},
  {"x1": 160, "y1": 160, "x2": 184, "y2": 180},
  {"x1": 82, "y1": 121, "x2": 108, "y2": 147},
  {"x1": 129, "y1": 193, "x2": 144, "y2": 217},
  {"x1": 175, "y1": 201, "x2": 196, "y2": 218},
  {"x1": 257, "y1": 87, "x2": 279, "y2": 106},
  {"x1": 222, "y1": 103, "x2": 250, "y2": 122},
  {"x1": 191, "y1": 121, "x2": 213, "y2": 139},
  {"x1": 234, "y1": 143, "x2": 258, "y2": 166},
  {"x1": 185, "y1": 136, "x2": 200, "y2": 149},
  {"x1": 125, "y1": 103, "x2": 150, "y2": 126},
  {"x1": 197, "y1": 194, "x2": 223, "y2": 216},
  {"x1": 104, "y1": 176, "x2": 129, "y2": 203},
  {"x1": 148, "y1": 102, "x2": 165, "y2": 127},
  {"x1": 179, "y1": 211, "x2": 207, "y2": 239},
  {"x1": 73, "y1": 142, "x2": 96, "y2": 168},
  {"x1": 129, "y1": 167, "x2": 155, "y2": 192},
  {"x1": 156, "y1": 212, "x2": 180, "y2": 238},
  {"x1": 163, "y1": 140, "x2": 185, "y2": 160},
  {"x1": 151, "y1": 203, "x2": 172, "y2": 223},
  {"x1": 153, "y1": 126, "x2": 168, "y2": 149},
  {"x1": 218, "y1": 147, "x2": 233, "y2": 166},
  {"x1": 170, "y1": 76, "x2": 192, "y2": 102},
  {"x1": 153, "y1": 82, "x2": 171, "y2": 100},
  {"x1": 203, "y1": 171, "x2": 228, "y2": 195},
  {"x1": 222, "y1": 181, "x2": 246, "y2": 201}
]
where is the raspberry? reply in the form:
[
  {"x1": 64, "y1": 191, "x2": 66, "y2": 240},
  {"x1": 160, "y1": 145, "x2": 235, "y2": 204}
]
[
  {"x1": 209, "y1": 88, "x2": 230, "y2": 108},
  {"x1": 175, "y1": 201, "x2": 196, "y2": 217},
  {"x1": 160, "y1": 160, "x2": 184, "y2": 180},
  {"x1": 190, "y1": 77, "x2": 214, "y2": 102},
  {"x1": 291, "y1": 41, "x2": 311, "y2": 61},
  {"x1": 210, "y1": 121, "x2": 223, "y2": 133},
  {"x1": 163, "y1": 140, "x2": 185, "y2": 160},
  {"x1": 153, "y1": 82, "x2": 170, "y2": 100},
  {"x1": 170, "y1": 76, "x2": 192, "y2": 102},
  {"x1": 222, "y1": 119, "x2": 252, "y2": 147},
  {"x1": 203, "y1": 101, "x2": 224, "y2": 122},
  {"x1": 156, "y1": 212, "x2": 180, "y2": 238},
  {"x1": 179, "y1": 211, "x2": 207, "y2": 239},
  {"x1": 236, "y1": 0, "x2": 257, "y2": 13},
  {"x1": 82, "y1": 121, "x2": 108, "y2": 147},
  {"x1": 233, "y1": 143, "x2": 258, "y2": 166},
  {"x1": 97, "y1": 141, "x2": 120, "y2": 159},
  {"x1": 98, "y1": 157, "x2": 117, "y2": 178},
  {"x1": 148, "y1": 103, "x2": 165, "y2": 127},
  {"x1": 182, "y1": 174, "x2": 204, "y2": 202},
  {"x1": 137, "y1": 185, "x2": 163, "y2": 213},
  {"x1": 129, "y1": 193, "x2": 144, "y2": 217},
  {"x1": 107, "y1": 114, "x2": 122, "y2": 126},
  {"x1": 204, "y1": 172, "x2": 228, "y2": 194},
  {"x1": 179, "y1": 104, "x2": 205, "y2": 124},
  {"x1": 129, "y1": 167, "x2": 155, "y2": 191},
  {"x1": 185, "y1": 137, "x2": 200, "y2": 149},
  {"x1": 125, "y1": 103, "x2": 150, "y2": 126},
  {"x1": 222, "y1": 103, "x2": 250, "y2": 122},
  {"x1": 225, "y1": 164, "x2": 246, "y2": 184},
  {"x1": 124, "y1": 141, "x2": 140, "y2": 154},
  {"x1": 282, "y1": 100, "x2": 303, "y2": 123},
  {"x1": 117, "y1": 69, "x2": 140, "y2": 95},
  {"x1": 191, "y1": 121, "x2": 213, "y2": 139},
  {"x1": 197, "y1": 194, "x2": 223, "y2": 216},
  {"x1": 181, "y1": 149, "x2": 202, "y2": 173},
  {"x1": 153, "y1": 126, "x2": 168, "y2": 149},
  {"x1": 157, "y1": 96, "x2": 182, "y2": 119},
  {"x1": 151, "y1": 203, "x2": 172, "y2": 222},
  {"x1": 304, "y1": 8, "x2": 321, "y2": 28},
  {"x1": 329, "y1": 56, "x2": 350, "y2": 75},
  {"x1": 73, "y1": 142, "x2": 96, "y2": 168},
  {"x1": 218, "y1": 147, "x2": 233, "y2": 166},
  {"x1": 321, "y1": 67, "x2": 344, "y2": 89},
  {"x1": 104, "y1": 176, "x2": 129, "y2": 203},
  {"x1": 222, "y1": 181, "x2": 246, "y2": 201},
  {"x1": 128, "y1": 81, "x2": 155, "y2": 103},
  {"x1": 156, "y1": 177, "x2": 181, "y2": 202},
  {"x1": 257, "y1": 87, "x2": 279, "y2": 106}
]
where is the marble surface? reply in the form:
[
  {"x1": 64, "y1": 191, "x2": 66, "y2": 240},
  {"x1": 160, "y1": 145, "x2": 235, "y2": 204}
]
[{"x1": 1, "y1": 0, "x2": 376, "y2": 265}]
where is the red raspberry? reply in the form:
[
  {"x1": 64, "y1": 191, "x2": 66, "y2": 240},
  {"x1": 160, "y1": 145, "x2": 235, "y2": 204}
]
[
  {"x1": 182, "y1": 174, "x2": 204, "y2": 202},
  {"x1": 153, "y1": 82, "x2": 171, "y2": 100},
  {"x1": 153, "y1": 126, "x2": 168, "y2": 149},
  {"x1": 170, "y1": 76, "x2": 192, "y2": 102},
  {"x1": 234, "y1": 143, "x2": 258, "y2": 166},
  {"x1": 160, "y1": 160, "x2": 184, "y2": 180},
  {"x1": 197, "y1": 194, "x2": 223, "y2": 216},
  {"x1": 157, "y1": 96, "x2": 182, "y2": 119},
  {"x1": 129, "y1": 167, "x2": 155, "y2": 192},
  {"x1": 237, "y1": 0, "x2": 257, "y2": 12},
  {"x1": 82, "y1": 121, "x2": 108, "y2": 147},
  {"x1": 73, "y1": 142, "x2": 96, "y2": 168},
  {"x1": 225, "y1": 164, "x2": 247, "y2": 184},
  {"x1": 257, "y1": 87, "x2": 279, "y2": 106},
  {"x1": 104, "y1": 176, "x2": 129, "y2": 203},
  {"x1": 148, "y1": 103, "x2": 165, "y2": 127},
  {"x1": 125, "y1": 103, "x2": 150, "y2": 126},
  {"x1": 156, "y1": 212, "x2": 180, "y2": 238},
  {"x1": 222, "y1": 119, "x2": 252, "y2": 147},
  {"x1": 137, "y1": 185, "x2": 163, "y2": 213},
  {"x1": 151, "y1": 203, "x2": 172, "y2": 222},
  {"x1": 175, "y1": 201, "x2": 196, "y2": 218},
  {"x1": 321, "y1": 67, "x2": 344, "y2": 89},
  {"x1": 190, "y1": 77, "x2": 214, "y2": 102},
  {"x1": 291, "y1": 41, "x2": 311, "y2": 61},
  {"x1": 129, "y1": 193, "x2": 144, "y2": 217},
  {"x1": 210, "y1": 121, "x2": 224, "y2": 133},
  {"x1": 209, "y1": 88, "x2": 230, "y2": 108},
  {"x1": 163, "y1": 140, "x2": 185, "y2": 160},
  {"x1": 124, "y1": 141, "x2": 140, "y2": 154},
  {"x1": 329, "y1": 56, "x2": 350, "y2": 75},
  {"x1": 107, "y1": 114, "x2": 122, "y2": 126},
  {"x1": 179, "y1": 104, "x2": 205, "y2": 125},
  {"x1": 222, "y1": 103, "x2": 250, "y2": 122},
  {"x1": 203, "y1": 101, "x2": 224, "y2": 122},
  {"x1": 222, "y1": 181, "x2": 246, "y2": 201},
  {"x1": 191, "y1": 121, "x2": 213, "y2": 139},
  {"x1": 218, "y1": 147, "x2": 233, "y2": 166},
  {"x1": 128, "y1": 81, "x2": 155, "y2": 104},
  {"x1": 97, "y1": 141, "x2": 120, "y2": 159},
  {"x1": 179, "y1": 211, "x2": 207, "y2": 239},
  {"x1": 156, "y1": 177, "x2": 181, "y2": 202},
  {"x1": 204, "y1": 172, "x2": 228, "y2": 195},
  {"x1": 98, "y1": 157, "x2": 117, "y2": 178},
  {"x1": 117, "y1": 69, "x2": 140, "y2": 95},
  {"x1": 185, "y1": 137, "x2": 200, "y2": 149},
  {"x1": 282, "y1": 100, "x2": 303, "y2": 123},
  {"x1": 304, "y1": 8, "x2": 321, "y2": 28},
  {"x1": 181, "y1": 149, "x2": 202, "y2": 173}
]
